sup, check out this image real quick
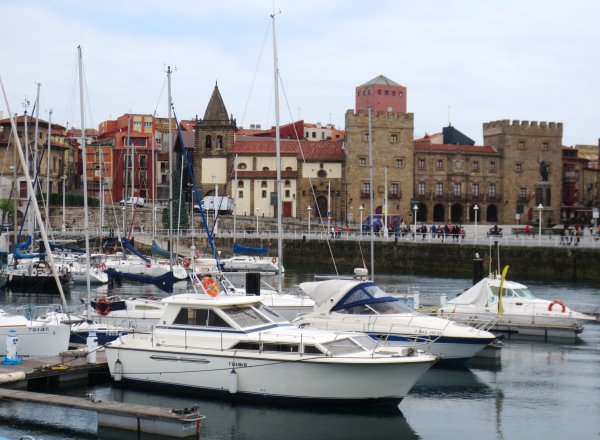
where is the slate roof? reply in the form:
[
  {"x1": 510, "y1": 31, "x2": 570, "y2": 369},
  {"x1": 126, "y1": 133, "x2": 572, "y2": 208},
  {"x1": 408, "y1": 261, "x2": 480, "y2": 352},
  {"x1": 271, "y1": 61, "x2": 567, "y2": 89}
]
[{"x1": 358, "y1": 75, "x2": 403, "y2": 88}]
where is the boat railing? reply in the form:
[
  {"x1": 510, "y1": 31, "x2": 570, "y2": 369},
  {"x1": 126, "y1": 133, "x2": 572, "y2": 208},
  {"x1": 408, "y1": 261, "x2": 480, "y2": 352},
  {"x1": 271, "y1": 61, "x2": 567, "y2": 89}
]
[{"x1": 13, "y1": 303, "x2": 65, "y2": 321}]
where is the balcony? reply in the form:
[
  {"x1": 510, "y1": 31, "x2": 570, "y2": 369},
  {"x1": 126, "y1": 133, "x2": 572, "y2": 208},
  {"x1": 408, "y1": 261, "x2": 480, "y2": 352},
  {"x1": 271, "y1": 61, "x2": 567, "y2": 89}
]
[
  {"x1": 517, "y1": 194, "x2": 531, "y2": 202},
  {"x1": 486, "y1": 194, "x2": 502, "y2": 202},
  {"x1": 360, "y1": 191, "x2": 371, "y2": 199},
  {"x1": 388, "y1": 192, "x2": 402, "y2": 200},
  {"x1": 433, "y1": 192, "x2": 446, "y2": 200},
  {"x1": 415, "y1": 192, "x2": 430, "y2": 200}
]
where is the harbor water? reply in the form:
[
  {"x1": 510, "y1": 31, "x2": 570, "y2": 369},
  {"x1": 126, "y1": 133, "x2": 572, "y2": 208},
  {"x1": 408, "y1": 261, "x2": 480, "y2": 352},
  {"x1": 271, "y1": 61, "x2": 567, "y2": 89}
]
[{"x1": 0, "y1": 271, "x2": 599, "y2": 439}]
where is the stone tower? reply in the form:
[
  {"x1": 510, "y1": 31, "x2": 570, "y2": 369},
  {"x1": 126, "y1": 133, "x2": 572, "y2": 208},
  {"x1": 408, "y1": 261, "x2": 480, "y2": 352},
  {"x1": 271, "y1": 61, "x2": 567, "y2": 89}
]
[
  {"x1": 345, "y1": 108, "x2": 414, "y2": 227},
  {"x1": 483, "y1": 120, "x2": 563, "y2": 225},
  {"x1": 194, "y1": 83, "x2": 237, "y2": 195}
]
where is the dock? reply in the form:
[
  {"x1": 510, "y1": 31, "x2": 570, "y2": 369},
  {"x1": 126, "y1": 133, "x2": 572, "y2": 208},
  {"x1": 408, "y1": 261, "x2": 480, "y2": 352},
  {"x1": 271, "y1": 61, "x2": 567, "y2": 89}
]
[{"x1": 0, "y1": 350, "x2": 205, "y2": 438}]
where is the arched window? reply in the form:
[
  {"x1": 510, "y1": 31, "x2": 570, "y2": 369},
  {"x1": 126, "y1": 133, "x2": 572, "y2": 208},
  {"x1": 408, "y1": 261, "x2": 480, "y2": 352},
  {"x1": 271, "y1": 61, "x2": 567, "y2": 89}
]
[
  {"x1": 262, "y1": 166, "x2": 270, "y2": 171},
  {"x1": 237, "y1": 181, "x2": 244, "y2": 188},
  {"x1": 433, "y1": 204, "x2": 445, "y2": 222},
  {"x1": 284, "y1": 180, "x2": 291, "y2": 187},
  {"x1": 317, "y1": 169, "x2": 327, "y2": 178},
  {"x1": 285, "y1": 166, "x2": 293, "y2": 171},
  {"x1": 261, "y1": 181, "x2": 267, "y2": 188},
  {"x1": 238, "y1": 162, "x2": 247, "y2": 170},
  {"x1": 205, "y1": 135, "x2": 212, "y2": 149},
  {"x1": 487, "y1": 205, "x2": 498, "y2": 222},
  {"x1": 216, "y1": 135, "x2": 223, "y2": 149}
]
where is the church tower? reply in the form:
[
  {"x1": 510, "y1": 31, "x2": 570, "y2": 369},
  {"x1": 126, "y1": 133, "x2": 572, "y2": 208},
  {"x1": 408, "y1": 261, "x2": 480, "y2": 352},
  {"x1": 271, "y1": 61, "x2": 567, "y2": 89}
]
[{"x1": 194, "y1": 83, "x2": 237, "y2": 196}]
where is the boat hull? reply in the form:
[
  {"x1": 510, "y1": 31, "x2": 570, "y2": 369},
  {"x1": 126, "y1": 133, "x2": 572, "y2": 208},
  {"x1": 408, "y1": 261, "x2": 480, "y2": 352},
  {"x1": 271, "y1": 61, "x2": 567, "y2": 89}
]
[
  {"x1": 0, "y1": 324, "x2": 71, "y2": 358},
  {"x1": 5, "y1": 274, "x2": 70, "y2": 293},
  {"x1": 105, "y1": 336, "x2": 433, "y2": 406}
]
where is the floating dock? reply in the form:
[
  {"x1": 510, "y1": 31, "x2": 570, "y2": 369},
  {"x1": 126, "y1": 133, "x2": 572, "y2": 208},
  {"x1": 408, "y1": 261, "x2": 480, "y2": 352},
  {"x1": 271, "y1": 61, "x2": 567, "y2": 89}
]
[{"x1": 0, "y1": 350, "x2": 205, "y2": 438}]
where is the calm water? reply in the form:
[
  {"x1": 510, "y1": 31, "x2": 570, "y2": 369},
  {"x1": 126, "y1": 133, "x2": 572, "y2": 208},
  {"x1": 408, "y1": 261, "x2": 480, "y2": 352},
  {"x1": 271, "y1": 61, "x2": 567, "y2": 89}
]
[{"x1": 0, "y1": 271, "x2": 599, "y2": 440}]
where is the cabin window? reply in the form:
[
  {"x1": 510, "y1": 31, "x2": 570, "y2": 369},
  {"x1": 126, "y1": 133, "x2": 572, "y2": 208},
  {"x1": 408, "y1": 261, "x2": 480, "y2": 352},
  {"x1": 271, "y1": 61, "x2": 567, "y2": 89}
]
[
  {"x1": 303, "y1": 345, "x2": 324, "y2": 355},
  {"x1": 263, "y1": 343, "x2": 299, "y2": 353},
  {"x1": 321, "y1": 338, "x2": 365, "y2": 356},
  {"x1": 223, "y1": 305, "x2": 270, "y2": 328},
  {"x1": 255, "y1": 303, "x2": 287, "y2": 323},
  {"x1": 173, "y1": 307, "x2": 231, "y2": 328}
]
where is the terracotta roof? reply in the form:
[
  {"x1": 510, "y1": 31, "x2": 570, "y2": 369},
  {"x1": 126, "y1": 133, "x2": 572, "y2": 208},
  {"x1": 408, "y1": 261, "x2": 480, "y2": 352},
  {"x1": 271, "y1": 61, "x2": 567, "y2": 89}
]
[
  {"x1": 414, "y1": 143, "x2": 498, "y2": 154},
  {"x1": 414, "y1": 132, "x2": 443, "y2": 143},
  {"x1": 176, "y1": 131, "x2": 195, "y2": 149},
  {"x1": 0, "y1": 116, "x2": 66, "y2": 130},
  {"x1": 233, "y1": 170, "x2": 298, "y2": 179},
  {"x1": 231, "y1": 138, "x2": 345, "y2": 161}
]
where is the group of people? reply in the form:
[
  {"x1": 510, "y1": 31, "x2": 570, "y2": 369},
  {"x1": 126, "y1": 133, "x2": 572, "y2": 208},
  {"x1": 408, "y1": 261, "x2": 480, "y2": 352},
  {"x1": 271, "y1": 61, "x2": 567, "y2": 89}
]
[
  {"x1": 330, "y1": 225, "x2": 351, "y2": 239},
  {"x1": 560, "y1": 223, "x2": 585, "y2": 246}
]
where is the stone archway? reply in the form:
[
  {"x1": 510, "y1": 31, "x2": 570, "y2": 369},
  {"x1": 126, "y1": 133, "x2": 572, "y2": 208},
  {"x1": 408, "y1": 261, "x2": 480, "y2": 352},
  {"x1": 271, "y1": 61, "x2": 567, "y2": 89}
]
[
  {"x1": 451, "y1": 203, "x2": 463, "y2": 223},
  {"x1": 416, "y1": 203, "x2": 428, "y2": 222},
  {"x1": 487, "y1": 204, "x2": 498, "y2": 222},
  {"x1": 316, "y1": 196, "x2": 328, "y2": 222},
  {"x1": 433, "y1": 204, "x2": 445, "y2": 222}
]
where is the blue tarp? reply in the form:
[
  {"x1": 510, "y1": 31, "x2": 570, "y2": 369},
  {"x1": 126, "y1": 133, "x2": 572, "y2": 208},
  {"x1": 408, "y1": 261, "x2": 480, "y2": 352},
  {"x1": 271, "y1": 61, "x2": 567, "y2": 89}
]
[
  {"x1": 121, "y1": 237, "x2": 150, "y2": 263},
  {"x1": 12, "y1": 236, "x2": 32, "y2": 252},
  {"x1": 233, "y1": 242, "x2": 268, "y2": 254},
  {"x1": 14, "y1": 249, "x2": 46, "y2": 260},
  {"x1": 151, "y1": 240, "x2": 172, "y2": 258}
]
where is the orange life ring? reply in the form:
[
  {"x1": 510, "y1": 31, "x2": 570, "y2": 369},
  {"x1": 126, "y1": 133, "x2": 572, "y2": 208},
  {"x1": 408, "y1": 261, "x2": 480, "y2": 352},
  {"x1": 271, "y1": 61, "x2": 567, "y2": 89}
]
[
  {"x1": 202, "y1": 276, "x2": 219, "y2": 297},
  {"x1": 271, "y1": 257, "x2": 277, "y2": 264},
  {"x1": 548, "y1": 299, "x2": 566, "y2": 313},
  {"x1": 182, "y1": 258, "x2": 191, "y2": 269},
  {"x1": 95, "y1": 297, "x2": 111, "y2": 315}
]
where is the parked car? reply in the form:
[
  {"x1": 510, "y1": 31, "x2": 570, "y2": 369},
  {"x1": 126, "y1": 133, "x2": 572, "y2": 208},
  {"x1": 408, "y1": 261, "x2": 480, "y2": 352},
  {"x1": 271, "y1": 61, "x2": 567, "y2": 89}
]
[{"x1": 119, "y1": 197, "x2": 145, "y2": 207}]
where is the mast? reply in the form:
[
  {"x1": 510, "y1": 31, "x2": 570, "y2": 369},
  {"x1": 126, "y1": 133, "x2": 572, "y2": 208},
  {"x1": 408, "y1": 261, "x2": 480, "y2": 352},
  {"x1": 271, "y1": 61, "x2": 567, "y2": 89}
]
[
  {"x1": 233, "y1": 154, "x2": 237, "y2": 247},
  {"x1": 78, "y1": 46, "x2": 93, "y2": 317},
  {"x1": 123, "y1": 114, "x2": 131, "y2": 239},
  {"x1": 368, "y1": 107, "x2": 375, "y2": 281},
  {"x1": 33, "y1": 83, "x2": 40, "y2": 234},
  {"x1": 167, "y1": 66, "x2": 173, "y2": 270},
  {"x1": 23, "y1": 99, "x2": 31, "y2": 236},
  {"x1": 45, "y1": 109, "x2": 52, "y2": 231},
  {"x1": 0, "y1": 72, "x2": 69, "y2": 312},
  {"x1": 384, "y1": 165, "x2": 388, "y2": 237},
  {"x1": 272, "y1": 13, "x2": 283, "y2": 294}
]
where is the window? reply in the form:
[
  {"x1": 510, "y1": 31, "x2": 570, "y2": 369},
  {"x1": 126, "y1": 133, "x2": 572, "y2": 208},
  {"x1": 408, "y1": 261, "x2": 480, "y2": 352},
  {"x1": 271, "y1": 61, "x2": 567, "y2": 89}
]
[
  {"x1": 472, "y1": 183, "x2": 479, "y2": 196},
  {"x1": 261, "y1": 181, "x2": 267, "y2": 187},
  {"x1": 435, "y1": 182, "x2": 444, "y2": 196},
  {"x1": 284, "y1": 180, "x2": 291, "y2": 187},
  {"x1": 472, "y1": 161, "x2": 479, "y2": 172},
  {"x1": 390, "y1": 134, "x2": 398, "y2": 143},
  {"x1": 488, "y1": 183, "x2": 496, "y2": 197},
  {"x1": 173, "y1": 308, "x2": 231, "y2": 328},
  {"x1": 398, "y1": 92, "x2": 403, "y2": 97},
  {"x1": 519, "y1": 187, "x2": 527, "y2": 198},
  {"x1": 453, "y1": 183, "x2": 461, "y2": 197},
  {"x1": 216, "y1": 135, "x2": 223, "y2": 149},
  {"x1": 261, "y1": 190, "x2": 267, "y2": 198},
  {"x1": 238, "y1": 190, "x2": 243, "y2": 198},
  {"x1": 144, "y1": 122, "x2": 152, "y2": 128},
  {"x1": 418, "y1": 182, "x2": 426, "y2": 196},
  {"x1": 359, "y1": 157, "x2": 366, "y2": 167},
  {"x1": 205, "y1": 135, "x2": 212, "y2": 149},
  {"x1": 489, "y1": 161, "x2": 496, "y2": 172},
  {"x1": 317, "y1": 169, "x2": 327, "y2": 178},
  {"x1": 238, "y1": 162, "x2": 247, "y2": 169},
  {"x1": 139, "y1": 155, "x2": 147, "y2": 168},
  {"x1": 395, "y1": 158, "x2": 404, "y2": 168},
  {"x1": 237, "y1": 181, "x2": 244, "y2": 188},
  {"x1": 312, "y1": 132, "x2": 316, "y2": 138},
  {"x1": 305, "y1": 131, "x2": 309, "y2": 137},
  {"x1": 418, "y1": 159, "x2": 425, "y2": 170},
  {"x1": 390, "y1": 183, "x2": 399, "y2": 196},
  {"x1": 518, "y1": 140, "x2": 525, "y2": 150},
  {"x1": 515, "y1": 163, "x2": 522, "y2": 172},
  {"x1": 285, "y1": 190, "x2": 290, "y2": 197},
  {"x1": 368, "y1": 89, "x2": 371, "y2": 95},
  {"x1": 361, "y1": 182, "x2": 370, "y2": 197},
  {"x1": 262, "y1": 166, "x2": 269, "y2": 171},
  {"x1": 392, "y1": 91, "x2": 396, "y2": 96},
  {"x1": 542, "y1": 142, "x2": 549, "y2": 151},
  {"x1": 286, "y1": 166, "x2": 293, "y2": 171},
  {"x1": 436, "y1": 159, "x2": 444, "y2": 170},
  {"x1": 385, "y1": 90, "x2": 389, "y2": 96},
  {"x1": 363, "y1": 132, "x2": 370, "y2": 141},
  {"x1": 19, "y1": 181, "x2": 27, "y2": 198}
]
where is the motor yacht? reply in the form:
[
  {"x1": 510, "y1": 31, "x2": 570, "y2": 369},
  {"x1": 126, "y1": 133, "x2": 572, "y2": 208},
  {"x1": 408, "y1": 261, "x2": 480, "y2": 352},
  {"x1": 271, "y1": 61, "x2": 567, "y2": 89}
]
[
  {"x1": 437, "y1": 275, "x2": 597, "y2": 337},
  {"x1": 105, "y1": 293, "x2": 436, "y2": 406},
  {"x1": 293, "y1": 272, "x2": 497, "y2": 365}
]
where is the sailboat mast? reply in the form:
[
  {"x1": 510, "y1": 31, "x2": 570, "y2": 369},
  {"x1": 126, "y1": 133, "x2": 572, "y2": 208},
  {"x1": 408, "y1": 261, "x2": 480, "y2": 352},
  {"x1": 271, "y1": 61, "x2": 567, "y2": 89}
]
[
  {"x1": 33, "y1": 83, "x2": 40, "y2": 234},
  {"x1": 368, "y1": 107, "x2": 375, "y2": 281},
  {"x1": 233, "y1": 154, "x2": 237, "y2": 246},
  {"x1": 78, "y1": 46, "x2": 93, "y2": 314},
  {"x1": 0, "y1": 72, "x2": 69, "y2": 312},
  {"x1": 272, "y1": 13, "x2": 283, "y2": 294},
  {"x1": 45, "y1": 109, "x2": 52, "y2": 231},
  {"x1": 167, "y1": 66, "x2": 173, "y2": 270}
]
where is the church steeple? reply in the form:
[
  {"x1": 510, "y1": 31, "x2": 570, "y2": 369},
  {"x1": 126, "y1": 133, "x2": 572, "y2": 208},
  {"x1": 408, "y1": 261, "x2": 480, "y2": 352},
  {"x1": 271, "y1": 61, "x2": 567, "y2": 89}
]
[{"x1": 203, "y1": 82, "x2": 230, "y2": 122}]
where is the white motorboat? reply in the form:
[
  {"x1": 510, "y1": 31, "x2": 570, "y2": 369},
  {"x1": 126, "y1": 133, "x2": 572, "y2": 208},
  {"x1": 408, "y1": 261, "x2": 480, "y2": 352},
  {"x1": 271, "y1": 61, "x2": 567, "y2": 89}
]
[
  {"x1": 0, "y1": 309, "x2": 70, "y2": 357},
  {"x1": 105, "y1": 293, "x2": 436, "y2": 406},
  {"x1": 438, "y1": 275, "x2": 597, "y2": 337},
  {"x1": 85, "y1": 295, "x2": 164, "y2": 331},
  {"x1": 294, "y1": 273, "x2": 496, "y2": 365}
]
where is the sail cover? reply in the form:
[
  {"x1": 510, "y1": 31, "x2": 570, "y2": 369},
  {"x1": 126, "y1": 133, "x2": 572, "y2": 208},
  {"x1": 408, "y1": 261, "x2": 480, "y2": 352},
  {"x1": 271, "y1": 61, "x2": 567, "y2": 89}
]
[
  {"x1": 233, "y1": 242, "x2": 268, "y2": 254},
  {"x1": 151, "y1": 240, "x2": 172, "y2": 258},
  {"x1": 121, "y1": 237, "x2": 150, "y2": 263}
]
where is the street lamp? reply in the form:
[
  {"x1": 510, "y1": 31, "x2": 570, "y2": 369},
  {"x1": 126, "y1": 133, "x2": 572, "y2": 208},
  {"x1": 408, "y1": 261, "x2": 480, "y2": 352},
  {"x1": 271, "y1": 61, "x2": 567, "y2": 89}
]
[
  {"x1": 413, "y1": 204, "x2": 418, "y2": 241},
  {"x1": 359, "y1": 205, "x2": 364, "y2": 238},
  {"x1": 255, "y1": 208, "x2": 260, "y2": 234},
  {"x1": 537, "y1": 203, "x2": 543, "y2": 246},
  {"x1": 307, "y1": 205, "x2": 312, "y2": 235},
  {"x1": 473, "y1": 204, "x2": 479, "y2": 245}
]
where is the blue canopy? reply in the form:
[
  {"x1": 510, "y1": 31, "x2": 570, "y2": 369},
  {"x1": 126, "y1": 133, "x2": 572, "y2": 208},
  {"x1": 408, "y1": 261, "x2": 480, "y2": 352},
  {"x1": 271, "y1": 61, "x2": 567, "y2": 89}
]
[
  {"x1": 12, "y1": 235, "x2": 32, "y2": 252},
  {"x1": 233, "y1": 242, "x2": 268, "y2": 254}
]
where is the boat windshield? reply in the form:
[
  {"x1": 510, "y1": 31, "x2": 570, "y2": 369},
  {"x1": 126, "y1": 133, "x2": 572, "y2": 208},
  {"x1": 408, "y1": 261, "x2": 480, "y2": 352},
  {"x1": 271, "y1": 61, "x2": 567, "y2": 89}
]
[
  {"x1": 223, "y1": 305, "x2": 271, "y2": 328},
  {"x1": 254, "y1": 303, "x2": 288, "y2": 323},
  {"x1": 490, "y1": 286, "x2": 537, "y2": 299},
  {"x1": 332, "y1": 282, "x2": 415, "y2": 315},
  {"x1": 320, "y1": 336, "x2": 371, "y2": 356}
]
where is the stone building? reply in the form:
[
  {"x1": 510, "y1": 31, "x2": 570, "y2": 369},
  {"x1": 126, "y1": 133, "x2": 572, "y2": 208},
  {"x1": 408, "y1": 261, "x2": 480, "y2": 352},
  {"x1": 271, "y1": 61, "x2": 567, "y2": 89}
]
[{"x1": 483, "y1": 120, "x2": 563, "y2": 225}]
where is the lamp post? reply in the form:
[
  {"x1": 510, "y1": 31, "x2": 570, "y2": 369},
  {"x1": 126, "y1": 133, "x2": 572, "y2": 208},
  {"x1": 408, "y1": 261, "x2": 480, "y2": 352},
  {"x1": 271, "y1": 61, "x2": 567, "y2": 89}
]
[
  {"x1": 537, "y1": 203, "x2": 543, "y2": 246},
  {"x1": 359, "y1": 205, "x2": 364, "y2": 238},
  {"x1": 122, "y1": 204, "x2": 126, "y2": 237},
  {"x1": 413, "y1": 204, "x2": 418, "y2": 241},
  {"x1": 255, "y1": 208, "x2": 260, "y2": 235},
  {"x1": 473, "y1": 204, "x2": 479, "y2": 245},
  {"x1": 307, "y1": 205, "x2": 311, "y2": 235}
]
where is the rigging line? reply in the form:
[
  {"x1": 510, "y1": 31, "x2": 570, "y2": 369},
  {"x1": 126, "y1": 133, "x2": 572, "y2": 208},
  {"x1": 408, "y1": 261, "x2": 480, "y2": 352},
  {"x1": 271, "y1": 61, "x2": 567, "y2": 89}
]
[
  {"x1": 240, "y1": 20, "x2": 271, "y2": 127},
  {"x1": 81, "y1": 58, "x2": 96, "y2": 134},
  {"x1": 278, "y1": 73, "x2": 339, "y2": 277},
  {"x1": 153, "y1": 74, "x2": 167, "y2": 117}
]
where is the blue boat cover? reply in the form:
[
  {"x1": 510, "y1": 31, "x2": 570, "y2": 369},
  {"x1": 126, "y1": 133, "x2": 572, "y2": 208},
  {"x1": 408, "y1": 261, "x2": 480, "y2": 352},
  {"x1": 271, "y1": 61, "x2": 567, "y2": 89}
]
[
  {"x1": 233, "y1": 242, "x2": 268, "y2": 254},
  {"x1": 151, "y1": 240, "x2": 172, "y2": 258},
  {"x1": 13, "y1": 249, "x2": 46, "y2": 260},
  {"x1": 104, "y1": 268, "x2": 174, "y2": 293},
  {"x1": 121, "y1": 237, "x2": 150, "y2": 263},
  {"x1": 12, "y1": 235, "x2": 32, "y2": 252}
]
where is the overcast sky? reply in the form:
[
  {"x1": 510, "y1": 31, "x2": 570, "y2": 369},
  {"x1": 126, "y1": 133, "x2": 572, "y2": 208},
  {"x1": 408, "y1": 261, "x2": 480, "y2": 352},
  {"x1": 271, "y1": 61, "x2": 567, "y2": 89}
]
[{"x1": 1, "y1": 0, "x2": 598, "y2": 146}]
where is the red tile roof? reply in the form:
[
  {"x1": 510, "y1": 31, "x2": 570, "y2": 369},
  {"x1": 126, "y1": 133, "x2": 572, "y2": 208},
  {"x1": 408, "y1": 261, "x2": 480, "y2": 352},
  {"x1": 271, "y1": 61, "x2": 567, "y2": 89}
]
[
  {"x1": 414, "y1": 143, "x2": 498, "y2": 154},
  {"x1": 231, "y1": 138, "x2": 345, "y2": 161},
  {"x1": 233, "y1": 170, "x2": 298, "y2": 179}
]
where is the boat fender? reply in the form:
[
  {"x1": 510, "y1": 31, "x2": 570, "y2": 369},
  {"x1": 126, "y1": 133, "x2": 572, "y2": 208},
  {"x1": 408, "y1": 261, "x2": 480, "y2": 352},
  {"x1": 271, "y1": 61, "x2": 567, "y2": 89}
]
[
  {"x1": 272, "y1": 257, "x2": 277, "y2": 264},
  {"x1": 202, "y1": 276, "x2": 219, "y2": 297},
  {"x1": 548, "y1": 299, "x2": 566, "y2": 313},
  {"x1": 229, "y1": 369, "x2": 238, "y2": 394},
  {"x1": 101, "y1": 263, "x2": 107, "y2": 270},
  {"x1": 114, "y1": 358, "x2": 123, "y2": 382},
  {"x1": 95, "y1": 297, "x2": 111, "y2": 315},
  {"x1": 0, "y1": 371, "x2": 26, "y2": 384}
]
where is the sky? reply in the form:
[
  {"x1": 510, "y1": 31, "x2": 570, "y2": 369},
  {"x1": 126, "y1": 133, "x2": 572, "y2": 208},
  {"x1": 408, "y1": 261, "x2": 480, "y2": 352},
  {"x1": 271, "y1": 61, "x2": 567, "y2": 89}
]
[{"x1": 0, "y1": 0, "x2": 598, "y2": 146}]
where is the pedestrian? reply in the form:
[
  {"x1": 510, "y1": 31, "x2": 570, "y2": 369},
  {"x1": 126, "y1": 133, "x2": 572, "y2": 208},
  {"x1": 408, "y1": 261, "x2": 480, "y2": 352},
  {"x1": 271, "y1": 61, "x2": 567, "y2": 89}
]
[
  {"x1": 525, "y1": 224, "x2": 530, "y2": 237},
  {"x1": 335, "y1": 225, "x2": 340, "y2": 238},
  {"x1": 330, "y1": 226, "x2": 335, "y2": 239}
]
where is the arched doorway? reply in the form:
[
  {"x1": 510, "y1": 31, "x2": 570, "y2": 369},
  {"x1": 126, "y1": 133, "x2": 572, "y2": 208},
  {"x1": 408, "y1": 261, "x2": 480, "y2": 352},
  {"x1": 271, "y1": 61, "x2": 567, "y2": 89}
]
[
  {"x1": 416, "y1": 203, "x2": 428, "y2": 222},
  {"x1": 316, "y1": 196, "x2": 328, "y2": 222},
  {"x1": 433, "y1": 204, "x2": 445, "y2": 223},
  {"x1": 451, "y1": 203, "x2": 463, "y2": 223},
  {"x1": 375, "y1": 205, "x2": 382, "y2": 214},
  {"x1": 469, "y1": 205, "x2": 482, "y2": 222},
  {"x1": 487, "y1": 204, "x2": 498, "y2": 222}
]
